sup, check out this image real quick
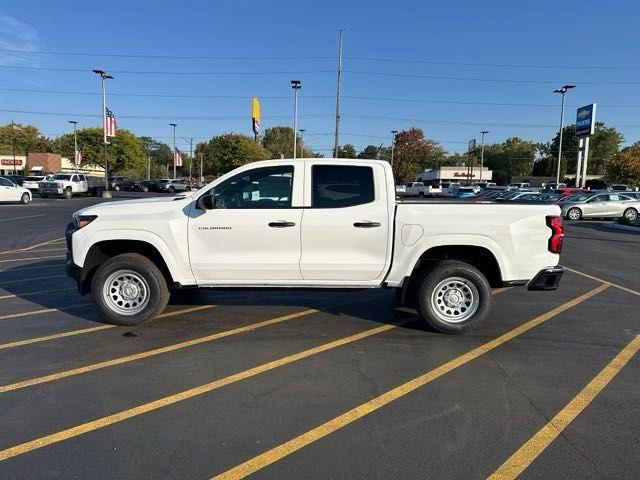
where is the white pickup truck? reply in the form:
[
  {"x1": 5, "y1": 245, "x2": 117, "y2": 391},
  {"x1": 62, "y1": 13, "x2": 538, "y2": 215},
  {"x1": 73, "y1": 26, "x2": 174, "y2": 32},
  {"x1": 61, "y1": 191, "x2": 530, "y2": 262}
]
[
  {"x1": 40, "y1": 173, "x2": 105, "y2": 199},
  {"x1": 66, "y1": 159, "x2": 564, "y2": 333}
]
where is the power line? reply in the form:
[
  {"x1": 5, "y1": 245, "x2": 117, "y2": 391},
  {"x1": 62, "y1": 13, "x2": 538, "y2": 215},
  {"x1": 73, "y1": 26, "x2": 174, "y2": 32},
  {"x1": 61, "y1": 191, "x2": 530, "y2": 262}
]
[
  {"x1": 0, "y1": 65, "x2": 334, "y2": 76},
  {"x1": 1, "y1": 87, "x2": 637, "y2": 109},
  {"x1": 2, "y1": 48, "x2": 639, "y2": 70}
]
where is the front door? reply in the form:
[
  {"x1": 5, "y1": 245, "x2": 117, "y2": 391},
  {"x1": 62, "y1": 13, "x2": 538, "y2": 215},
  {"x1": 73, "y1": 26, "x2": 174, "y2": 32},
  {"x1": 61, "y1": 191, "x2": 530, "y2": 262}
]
[
  {"x1": 300, "y1": 163, "x2": 391, "y2": 282},
  {"x1": 188, "y1": 164, "x2": 303, "y2": 283},
  {"x1": 0, "y1": 177, "x2": 18, "y2": 201}
]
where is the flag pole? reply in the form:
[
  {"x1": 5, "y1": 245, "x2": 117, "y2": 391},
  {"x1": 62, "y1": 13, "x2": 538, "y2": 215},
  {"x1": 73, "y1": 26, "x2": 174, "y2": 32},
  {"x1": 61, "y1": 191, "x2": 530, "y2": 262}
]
[{"x1": 93, "y1": 69, "x2": 113, "y2": 198}]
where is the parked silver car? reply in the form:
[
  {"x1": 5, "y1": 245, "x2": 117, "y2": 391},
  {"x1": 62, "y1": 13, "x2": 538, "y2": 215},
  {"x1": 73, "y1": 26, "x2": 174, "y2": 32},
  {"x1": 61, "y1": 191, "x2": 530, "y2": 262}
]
[
  {"x1": 156, "y1": 178, "x2": 190, "y2": 193},
  {"x1": 559, "y1": 192, "x2": 640, "y2": 221}
]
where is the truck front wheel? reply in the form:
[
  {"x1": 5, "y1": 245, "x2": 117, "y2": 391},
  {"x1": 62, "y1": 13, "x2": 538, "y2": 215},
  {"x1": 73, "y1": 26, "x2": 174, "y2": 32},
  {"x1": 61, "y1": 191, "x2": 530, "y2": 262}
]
[
  {"x1": 91, "y1": 253, "x2": 170, "y2": 326},
  {"x1": 416, "y1": 260, "x2": 491, "y2": 334},
  {"x1": 64, "y1": 187, "x2": 72, "y2": 199}
]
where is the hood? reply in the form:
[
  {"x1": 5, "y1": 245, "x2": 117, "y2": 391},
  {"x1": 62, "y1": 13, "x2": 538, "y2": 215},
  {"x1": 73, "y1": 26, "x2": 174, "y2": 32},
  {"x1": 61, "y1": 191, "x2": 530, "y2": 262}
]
[{"x1": 74, "y1": 194, "x2": 193, "y2": 216}]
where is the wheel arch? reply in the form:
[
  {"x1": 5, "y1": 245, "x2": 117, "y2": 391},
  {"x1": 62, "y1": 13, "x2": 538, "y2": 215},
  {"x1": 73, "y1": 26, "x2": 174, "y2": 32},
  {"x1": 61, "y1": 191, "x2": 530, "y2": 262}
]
[{"x1": 79, "y1": 240, "x2": 175, "y2": 295}]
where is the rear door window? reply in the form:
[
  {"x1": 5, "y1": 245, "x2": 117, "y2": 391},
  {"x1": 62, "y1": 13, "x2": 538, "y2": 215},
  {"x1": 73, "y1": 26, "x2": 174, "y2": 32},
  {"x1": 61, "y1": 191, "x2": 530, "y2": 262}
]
[{"x1": 312, "y1": 165, "x2": 374, "y2": 208}]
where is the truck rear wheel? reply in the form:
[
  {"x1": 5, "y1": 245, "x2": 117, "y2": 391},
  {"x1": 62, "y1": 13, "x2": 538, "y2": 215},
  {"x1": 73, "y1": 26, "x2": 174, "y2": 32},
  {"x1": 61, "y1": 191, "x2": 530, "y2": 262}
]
[
  {"x1": 91, "y1": 253, "x2": 170, "y2": 326},
  {"x1": 416, "y1": 260, "x2": 491, "y2": 334},
  {"x1": 64, "y1": 187, "x2": 72, "y2": 199}
]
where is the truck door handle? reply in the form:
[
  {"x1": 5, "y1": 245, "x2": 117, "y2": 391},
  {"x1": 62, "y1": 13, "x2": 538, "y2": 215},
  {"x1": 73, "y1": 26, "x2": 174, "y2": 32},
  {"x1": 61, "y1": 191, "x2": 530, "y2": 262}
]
[
  {"x1": 354, "y1": 221, "x2": 381, "y2": 228},
  {"x1": 268, "y1": 221, "x2": 296, "y2": 228}
]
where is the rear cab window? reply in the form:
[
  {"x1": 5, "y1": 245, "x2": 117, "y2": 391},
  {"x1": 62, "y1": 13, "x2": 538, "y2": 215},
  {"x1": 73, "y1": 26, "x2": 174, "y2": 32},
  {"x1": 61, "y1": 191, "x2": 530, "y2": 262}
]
[{"x1": 311, "y1": 165, "x2": 374, "y2": 208}]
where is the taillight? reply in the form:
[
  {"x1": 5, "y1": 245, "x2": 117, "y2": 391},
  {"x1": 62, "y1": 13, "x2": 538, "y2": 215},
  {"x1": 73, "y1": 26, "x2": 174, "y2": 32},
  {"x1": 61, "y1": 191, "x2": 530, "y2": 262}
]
[{"x1": 546, "y1": 215, "x2": 564, "y2": 254}]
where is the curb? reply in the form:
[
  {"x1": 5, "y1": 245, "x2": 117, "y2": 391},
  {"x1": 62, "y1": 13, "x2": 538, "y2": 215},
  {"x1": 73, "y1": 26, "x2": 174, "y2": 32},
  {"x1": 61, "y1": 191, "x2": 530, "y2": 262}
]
[{"x1": 604, "y1": 223, "x2": 640, "y2": 234}]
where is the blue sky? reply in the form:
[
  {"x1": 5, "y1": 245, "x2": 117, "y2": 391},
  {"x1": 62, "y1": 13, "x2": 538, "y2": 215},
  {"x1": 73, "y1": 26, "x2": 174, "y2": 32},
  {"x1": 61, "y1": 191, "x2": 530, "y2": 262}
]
[{"x1": 1, "y1": 0, "x2": 639, "y2": 155}]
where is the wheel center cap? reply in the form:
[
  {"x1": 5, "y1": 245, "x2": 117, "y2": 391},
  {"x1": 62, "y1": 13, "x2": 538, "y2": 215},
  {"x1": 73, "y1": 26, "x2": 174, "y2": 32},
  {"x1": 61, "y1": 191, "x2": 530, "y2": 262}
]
[
  {"x1": 120, "y1": 282, "x2": 139, "y2": 300},
  {"x1": 444, "y1": 289, "x2": 463, "y2": 307}
]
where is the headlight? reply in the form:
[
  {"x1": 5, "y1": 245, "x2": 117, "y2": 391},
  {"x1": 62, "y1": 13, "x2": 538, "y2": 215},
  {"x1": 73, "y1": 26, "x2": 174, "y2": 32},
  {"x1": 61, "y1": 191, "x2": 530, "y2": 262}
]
[{"x1": 73, "y1": 214, "x2": 98, "y2": 229}]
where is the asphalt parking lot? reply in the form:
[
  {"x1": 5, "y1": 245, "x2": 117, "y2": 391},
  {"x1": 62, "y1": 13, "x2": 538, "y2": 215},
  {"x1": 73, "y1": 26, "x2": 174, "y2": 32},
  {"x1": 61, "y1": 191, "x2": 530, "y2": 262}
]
[{"x1": 0, "y1": 193, "x2": 638, "y2": 479}]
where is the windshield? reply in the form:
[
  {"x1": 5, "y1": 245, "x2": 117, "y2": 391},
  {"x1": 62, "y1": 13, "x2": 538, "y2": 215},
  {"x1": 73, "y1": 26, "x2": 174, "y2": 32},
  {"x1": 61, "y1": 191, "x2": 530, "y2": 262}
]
[
  {"x1": 24, "y1": 176, "x2": 44, "y2": 181},
  {"x1": 51, "y1": 174, "x2": 72, "y2": 180}
]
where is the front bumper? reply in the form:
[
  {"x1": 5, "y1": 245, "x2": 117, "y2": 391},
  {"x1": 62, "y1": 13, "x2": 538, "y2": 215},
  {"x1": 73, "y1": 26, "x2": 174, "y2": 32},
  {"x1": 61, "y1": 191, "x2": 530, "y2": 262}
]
[
  {"x1": 527, "y1": 265, "x2": 564, "y2": 291},
  {"x1": 65, "y1": 222, "x2": 82, "y2": 289}
]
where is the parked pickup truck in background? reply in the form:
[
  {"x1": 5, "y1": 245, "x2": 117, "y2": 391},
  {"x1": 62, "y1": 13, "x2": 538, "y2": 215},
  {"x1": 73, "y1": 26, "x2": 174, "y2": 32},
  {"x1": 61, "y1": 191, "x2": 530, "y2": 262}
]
[
  {"x1": 397, "y1": 181, "x2": 429, "y2": 197},
  {"x1": 66, "y1": 159, "x2": 564, "y2": 334},
  {"x1": 40, "y1": 173, "x2": 105, "y2": 198}
]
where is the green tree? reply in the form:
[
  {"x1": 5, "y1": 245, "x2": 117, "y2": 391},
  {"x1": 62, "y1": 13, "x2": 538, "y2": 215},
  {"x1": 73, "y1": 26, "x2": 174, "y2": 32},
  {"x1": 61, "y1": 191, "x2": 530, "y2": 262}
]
[
  {"x1": 481, "y1": 137, "x2": 539, "y2": 183},
  {"x1": 606, "y1": 142, "x2": 640, "y2": 186},
  {"x1": 261, "y1": 126, "x2": 314, "y2": 158},
  {"x1": 337, "y1": 144, "x2": 357, "y2": 158},
  {"x1": 547, "y1": 122, "x2": 623, "y2": 178},
  {"x1": 55, "y1": 128, "x2": 145, "y2": 173},
  {"x1": 138, "y1": 136, "x2": 173, "y2": 177},
  {"x1": 357, "y1": 144, "x2": 390, "y2": 160},
  {"x1": 197, "y1": 133, "x2": 268, "y2": 175},
  {"x1": 392, "y1": 128, "x2": 447, "y2": 181},
  {"x1": 0, "y1": 123, "x2": 53, "y2": 155}
]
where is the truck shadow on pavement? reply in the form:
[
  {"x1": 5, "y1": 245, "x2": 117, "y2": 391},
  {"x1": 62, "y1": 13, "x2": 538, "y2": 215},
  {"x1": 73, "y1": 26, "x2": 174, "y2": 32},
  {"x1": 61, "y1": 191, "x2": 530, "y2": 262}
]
[{"x1": 0, "y1": 260, "x2": 429, "y2": 332}]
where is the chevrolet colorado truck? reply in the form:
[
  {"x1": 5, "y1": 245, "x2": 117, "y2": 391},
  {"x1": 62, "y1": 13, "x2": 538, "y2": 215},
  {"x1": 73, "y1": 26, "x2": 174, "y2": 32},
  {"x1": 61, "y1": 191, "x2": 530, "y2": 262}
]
[{"x1": 66, "y1": 159, "x2": 564, "y2": 333}]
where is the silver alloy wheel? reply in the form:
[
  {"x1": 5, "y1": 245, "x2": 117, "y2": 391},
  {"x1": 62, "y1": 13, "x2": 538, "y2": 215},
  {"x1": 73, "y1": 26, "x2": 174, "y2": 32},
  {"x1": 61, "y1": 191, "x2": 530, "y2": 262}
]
[
  {"x1": 567, "y1": 208, "x2": 581, "y2": 220},
  {"x1": 430, "y1": 276, "x2": 479, "y2": 324},
  {"x1": 102, "y1": 270, "x2": 150, "y2": 316},
  {"x1": 624, "y1": 208, "x2": 637, "y2": 222},
  {"x1": 21, "y1": 193, "x2": 30, "y2": 204}
]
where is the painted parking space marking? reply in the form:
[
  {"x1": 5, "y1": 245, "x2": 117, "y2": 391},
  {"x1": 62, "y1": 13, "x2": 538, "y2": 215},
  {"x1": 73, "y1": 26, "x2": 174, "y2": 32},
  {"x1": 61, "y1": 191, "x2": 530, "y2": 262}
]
[
  {"x1": 0, "y1": 262, "x2": 66, "y2": 273},
  {"x1": 0, "y1": 247, "x2": 67, "y2": 255},
  {"x1": 566, "y1": 266, "x2": 640, "y2": 297},
  {"x1": 0, "y1": 287, "x2": 73, "y2": 300},
  {"x1": 0, "y1": 255, "x2": 65, "y2": 264},
  {"x1": 0, "y1": 319, "x2": 406, "y2": 463},
  {"x1": 0, "y1": 303, "x2": 92, "y2": 321},
  {"x1": 487, "y1": 335, "x2": 640, "y2": 480},
  {"x1": 0, "y1": 214, "x2": 45, "y2": 224},
  {"x1": 0, "y1": 305, "x2": 217, "y2": 351},
  {"x1": 211, "y1": 284, "x2": 610, "y2": 480}
]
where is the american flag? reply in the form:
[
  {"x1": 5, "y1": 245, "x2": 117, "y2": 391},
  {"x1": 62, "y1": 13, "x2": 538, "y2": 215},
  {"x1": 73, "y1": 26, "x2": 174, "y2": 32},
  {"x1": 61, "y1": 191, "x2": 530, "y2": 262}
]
[
  {"x1": 75, "y1": 149, "x2": 82, "y2": 166},
  {"x1": 174, "y1": 149, "x2": 183, "y2": 167},
  {"x1": 104, "y1": 107, "x2": 117, "y2": 137}
]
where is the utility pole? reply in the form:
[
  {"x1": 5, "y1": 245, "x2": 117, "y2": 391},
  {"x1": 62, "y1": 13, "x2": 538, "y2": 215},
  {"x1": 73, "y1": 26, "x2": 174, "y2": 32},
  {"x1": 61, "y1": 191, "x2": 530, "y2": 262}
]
[
  {"x1": 92, "y1": 69, "x2": 113, "y2": 197},
  {"x1": 291, "y1": 80, "x2": 301, "y2": 159},
  {"x1": 480, "y1": 130, "x2": 488, "y2": 183},
  {"x1": 68, "y1": 121, "x2": 78, "y2": 170},
  {"x1": 169, "y1": 123, "x2": 177, "y2": 179},
  {"x1": 553, "y1": 84, "x2": 576, "y2": 185},
  {"x1": 333, "y1": 29, "x2": 343, "y2": 158},
  {"x1": 199, "y1": 151, "x2": 204, "y2": 184},
  {"x1": 298, "y1": 129, "x2": 305, "y2": 158},
  {"x1": 189, "y1": 137, "x2": 193, "y2": 183}
]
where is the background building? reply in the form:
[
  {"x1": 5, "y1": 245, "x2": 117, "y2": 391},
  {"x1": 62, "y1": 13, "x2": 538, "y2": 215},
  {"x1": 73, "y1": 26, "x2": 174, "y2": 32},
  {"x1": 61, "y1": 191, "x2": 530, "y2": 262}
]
[
  {"x1": 415, "y1": 166, "x2": 493, "y2": 186},
  {"x1": 0, "y1": 153, "x2": 105, "y2": 176}
]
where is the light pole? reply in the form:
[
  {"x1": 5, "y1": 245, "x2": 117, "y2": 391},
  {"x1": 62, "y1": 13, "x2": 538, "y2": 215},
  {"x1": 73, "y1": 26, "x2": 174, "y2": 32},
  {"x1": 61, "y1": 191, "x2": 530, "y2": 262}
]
[
  {"x1": 298, "y1": 129, "x2": 305, "y2": 158},
  {"x1": 169, "y1": 123, "x2": 177, "y2": 179},
  {"x1": 553, "y1": 84, "x2": 576, "y2": 185},
  {"x1": 92, "y1": 69, "x2": 113, "y2": 197},
  {"x1": 291, "y1": 80, "x2": 301, "y2": 159},
  {"x1": 480, "y1": 130, "x2": 488, "y2": 183},
  {"x1": 68, "y1": 121, "x2": 78, "y2": 170},
  {"x1": 390, "y1": 130, "x2": 398, "y2": 172}
]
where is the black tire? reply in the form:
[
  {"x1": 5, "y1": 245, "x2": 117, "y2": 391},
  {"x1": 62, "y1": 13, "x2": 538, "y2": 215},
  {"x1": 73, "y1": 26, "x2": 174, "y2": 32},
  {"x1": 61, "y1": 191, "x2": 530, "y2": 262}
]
[
  {"x1": 416, "y1": 260, "x2": 492, "y2": 334},
  {"x1": 185, "y1": 186, "x2": 191, "y2": 191},
  {"x1": 20, "y1": 192, "x2": 30, "y2": 204},
  {"x1": 114, "y1": 185, "x2": 120, "y2": 191},
  {"x1": 168, "y1": 186, "x2": 175, "y2": 193},
  {"x1": 418, "y1": 192, "x2": 425, "y2": 197},
  {"x1": 142, "y1": 186, "x2": 149, "y2": 192},
  {"x1": 64, "y1": 187, "x2": 72, "y2": 199},
  {"x1": 623, "y1": 208, "x2": 638, "y2": 223},
  {"x1": 90, "y1": 253, "x2": 170, "y2": 326},
  {"x1": 566, "y1": 207, "x2": 582, "y2": 221}
]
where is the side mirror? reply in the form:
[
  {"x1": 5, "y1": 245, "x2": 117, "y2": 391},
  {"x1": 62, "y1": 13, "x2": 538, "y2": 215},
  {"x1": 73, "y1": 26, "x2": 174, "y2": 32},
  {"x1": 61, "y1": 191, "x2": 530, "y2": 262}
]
[{"x1": 197, "y1": 192, "x2": 215, "y2": 210}]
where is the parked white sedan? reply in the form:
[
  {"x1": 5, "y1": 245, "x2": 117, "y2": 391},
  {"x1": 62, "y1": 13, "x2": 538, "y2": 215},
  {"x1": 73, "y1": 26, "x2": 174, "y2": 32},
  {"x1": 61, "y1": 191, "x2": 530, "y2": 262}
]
[
  {"x1": 0, "y1": 177, "x2": 32, "y2": 204},
  {"x1": 559, "y1": 192, "x2": 639, "y2": 222}
]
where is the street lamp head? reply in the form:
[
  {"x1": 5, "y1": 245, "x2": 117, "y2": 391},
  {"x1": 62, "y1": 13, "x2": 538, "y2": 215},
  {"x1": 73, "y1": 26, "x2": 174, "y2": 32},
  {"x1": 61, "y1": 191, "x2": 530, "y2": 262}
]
[
  {"x1": 92, "y1": 69, "x2": 113, "y2": 79},
  {"x1": 68, "y1": 120, "x2": 78, "y2": 125},
  {"x1": 391, "y1": 130, "x2": 398, "y2": 135},
  {"x1": 563, "y1": 84, "x2": 576, "y2": 90},
  {"x1": 481, "y1": 130, "x2": 489, "y2": 135},
  {"x1": 290, "y1": 80, "x2": 302, "y2": 89},
  {"x1": 299, "y1": 129, "x2": 305, "y2": 133},
  {"x1": 169, "y1": 123, "x2": 177, "y2": 127},
  {"x1": 554, "y1": 84, "x2": 576, "y2": 94}
]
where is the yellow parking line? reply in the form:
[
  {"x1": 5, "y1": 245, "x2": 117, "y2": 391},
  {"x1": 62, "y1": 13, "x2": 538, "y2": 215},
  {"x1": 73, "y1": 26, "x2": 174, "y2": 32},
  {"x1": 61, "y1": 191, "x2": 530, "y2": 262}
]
[
  {"x1": 0, "y1": 303, "x2": 92, "y2": 321},
  {"x1": 0, "y1": 248, "x2": 67, "y2": 255},
  {"x1": 488, "y1": 334, "x2": 640, "y2": 480},
  {"x1": 0, "y1": 255, "x2": 65, "y2": 264},
  {"x1": 0, "y1": 306, "x2": 330, "y2": 393},
  {"x1": 211, "y1": 283, "x2": 610, "y2": 480},
  {"x1": 0, "y1": 287, "x2": 73, "y2": 300},
  {"x1": 0, "y1": 237, "x2": 65, "y2": 255},
  {"x1": 0, "y1": 305, "x2": 216, "y2": 352},
  {"x1": 0, "y1": 263, "x2": 66, "y2": 273},
  {"x1": 566, "y1": 267, "x2": 640, "y2": 297},
  {"x1": 0, "y1": 274, "x2": 67, "y2": 287},
  {"x1": 0, "y1": 319, "x2": 405, "y2": 462}
]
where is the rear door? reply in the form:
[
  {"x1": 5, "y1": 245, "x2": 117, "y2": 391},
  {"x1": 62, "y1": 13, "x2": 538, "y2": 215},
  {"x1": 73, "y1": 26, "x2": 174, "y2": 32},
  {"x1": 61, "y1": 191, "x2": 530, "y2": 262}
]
[
  {"x1": 300, "y1": 163, "x2": 390, "y2": 281},
  {"x1": 584, "y1": 194, "x2": 608, "y2": 217}
]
